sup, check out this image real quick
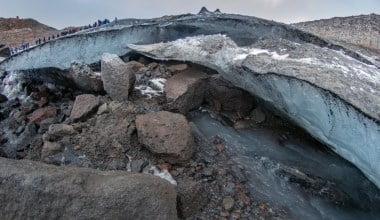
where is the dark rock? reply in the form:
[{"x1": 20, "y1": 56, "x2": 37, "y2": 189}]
[
  {"x1": 70, "y1": 94, "x2": 100, "y2": 122},
  {"x1": 101, "y1": 53, "x2": 136, "y2": 101},
  {"x1": 136, "y1": 111, "x2": 196, "y2": 164},
  {"x1": 29, "y1": 106, "x2": 57, "y2": 124},
  {"x1": 0, "y1": 94, "x2": 7, "y2": 103},
  {"x1": 214, "y1": 9, "x2": 222, "y2": 13},
  {"x1": 0, "y1": 157, "x2": 178, "y2": 219},
  {"x1": 198, "y1": 6, "x2": 210, "y2": 14},
  {"x1": 250, "y1": 107, "x2": 266, "y2": 124},
  {"x1": 3, "y1": 123, "x2": 37, "y2": 158},
  {"x1": 165, "y1": 68, "x2": 208, "y2": 114},
  {"x1": 177, "y1": 178, "x2": 208, "y2": 218},
  {"x1": 69, "y1": 61, "x2": 103, "y2": 93},
  {"x1": 0, "y1": 46, "x2": 10, "y2": 57},
  {"x1": 207, "y1": 75, "x2": 254, "y2": 117}
]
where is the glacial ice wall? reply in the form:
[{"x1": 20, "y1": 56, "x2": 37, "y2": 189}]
[
  {"x1": 128, "y1": 35, "x2": 380, "y2": 189},
  {"x1": 0, "y1": 12, "x2": 374, "y2": 72}
]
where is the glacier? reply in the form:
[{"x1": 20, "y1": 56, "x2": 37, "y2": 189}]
[{"x1": 127, "y1": 34, "x2": 380, "y2": 189}]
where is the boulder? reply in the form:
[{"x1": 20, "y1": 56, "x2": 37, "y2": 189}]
[
  {"x1": 165, "y1": 69, "x2": 208, "y2": 114},
  {"x1": 45, "y1": 124, "x2": 76, "y2": 141},
  {"x1": 29, "y1": 106, "x2": 57, "y2": 124},
  {"x1": 126, "y1": 60, "x2": 145, "y2": 73},
  {"x1": 136, "y1": 111, "x2": 196, "y2": 164},
  {"x1": 177, "y1": 178, "x2": 207, "y2": 218},
  {"x1": 69, "y1": 61, "x2": 103, "y2": 92},
  {"x1": 0, "y1": 157, "x2": 178, "y2": 219},
  {"x1": 70, "y1": 94, "x2": 100, "y2": 122},
  {"x1": 168, "y1": 64, "x2": 188, "y2": 73},
  {"x1": 101, "y1": 53, "x2": 136, "y2": 101},
  {"x1": 207, "y1": 75, "x2": 254, "y2": 117}
]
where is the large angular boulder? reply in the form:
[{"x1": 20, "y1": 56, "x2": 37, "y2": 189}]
[
  {"x1": 136, "y1": 111, "x2": 196, "y2": 164},
  {"x1": 0, "y1": 158, "x2": 178, "y2": 219},
  {"x1": 101, "y1": 53, "x2": 136, "y2": 101},
  {"x1": 69, "y1": 61, "x2": 103, "y2": 92},
  {"x1": 165, "y1": 68, "x2": 208, "y2": 114},
  {"x1": 70, "y1": 94, "x2": 100, "y2": 122}
]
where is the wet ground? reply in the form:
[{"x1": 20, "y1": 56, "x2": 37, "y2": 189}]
[{"x1": 189, "y1": 109, "x2": 380, "y2": 220}]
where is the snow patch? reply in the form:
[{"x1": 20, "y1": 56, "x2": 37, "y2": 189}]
[{"x1": 144, "y1": 166, "x2": 177, "y2": 185}]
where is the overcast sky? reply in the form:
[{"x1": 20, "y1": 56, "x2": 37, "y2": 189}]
[{"x1": 0, "y1": 0, "x2": 379, "y2": 29}]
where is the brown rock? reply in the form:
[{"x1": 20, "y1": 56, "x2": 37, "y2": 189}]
[
  {"x1": 136, "y1": 111, "x2": 196, "y2": 164},
  {"x1": 70, "y1": 94, "x2": 100, "y2": 122},
  {"x1": 165, "y1": 68, "x2": 208, "y2": 114},
  {"x1": 29, "y1": 106, "x2": 57, "y2": 124},
  {"x1": 101, "y1": 53, "x2": 136, "y2": 101},
  {"x1": 168, "y1": 64, "x2": 188, "y2": 73},
  {"x1": 126, "y1": 60, "x2": 145, "y2": 73},
  {"x1": 158, "y1": 163, "x2": 172, "y2": 171}
]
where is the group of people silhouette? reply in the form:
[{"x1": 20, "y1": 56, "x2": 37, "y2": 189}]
[{"x1": 10, "y1": 17, "x2": 117, "y2": 56}]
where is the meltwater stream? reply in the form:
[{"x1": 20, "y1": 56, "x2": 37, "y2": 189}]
[{"x1": 190, "y1": 111, "x2": 380, "y2": 220}]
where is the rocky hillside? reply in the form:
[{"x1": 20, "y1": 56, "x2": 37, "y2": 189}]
[
  {"x1": 0, "y1": 17, "x2": 57, "y2": 47},
  {"x1": 294, "y1": 14, "x2": 380, "y2": 51}
]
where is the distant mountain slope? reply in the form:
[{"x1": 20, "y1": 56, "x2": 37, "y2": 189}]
[
  {"x1": 294, "y1": 14, "x2": 380, "y2": 51},
  {"x1": 0, "y1": 17, "x2": 57, "y2": 47}
]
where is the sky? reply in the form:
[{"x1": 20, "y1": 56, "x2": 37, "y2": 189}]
[{"x1": 0, "y1": 0, "x2": 379, "y2": 29}]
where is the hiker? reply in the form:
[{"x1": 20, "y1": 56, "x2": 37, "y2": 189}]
[
  {"x1": 43, "y1": 37, "x2": 46, "y2": 43},
  {"x1": 114, "y1": 17, "x2": 118, "y2": 24}
]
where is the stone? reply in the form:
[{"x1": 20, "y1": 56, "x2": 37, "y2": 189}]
[
  {"x1": 101, "y1": 53, "x2": 136, "y2": 101},
  {"x1": 0, "y1": 94, "x2": 7, "y2": 103},
  {"x1": 29, "y1": 106, "x2": 57, "y2": 124},
  {"x1": 2, "y1": 123, "x2": 37, "y2": 158},
  {"x1": 207, "y1": 75, "x2": 254, "y2": 117},
  {"x1": 0, "y1": 157, "x2": 178, "y2": 219},
  {"x1": 176, "y1": 178, "x2": 207, "y2": 218},
  {"x1": 46, "y1": 124, "x2": 76, "y2": 141},
  {"x1": 165, "y1": 68, "x2": 208, "y2": 114},
  {"x1": 69, "y1": 61, "x2": 103, "y2": 92},
  {"x1": 126, "y1": 60, "x2": 145, "y2": 73},
  {"x1": 136, "y1": 111, "x2": 196, "y2": 164},
  {"x1": 250, "y1": 107, "x2": 266, "y2": 124},
  {"x1": 41, "y1": 141, "x2": 64, "y2": 160},
  {"x1": 70, "y1": 94, "x2": 100, "y2": 122},
  {"x1": 168, "y1": 64, "x2": 188, "y2": 73},
  {"x1": 222, "y1": 197, "x2": 235, "y2": 211}
]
